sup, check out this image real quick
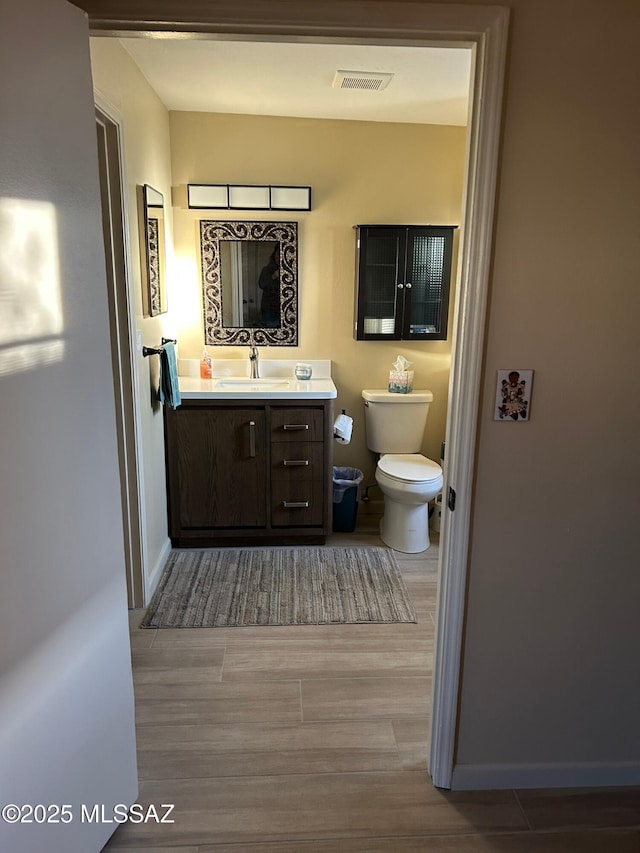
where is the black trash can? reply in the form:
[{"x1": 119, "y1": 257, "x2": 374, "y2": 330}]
[{"x1": 332, "y1": 467, "x2": 364, "y2": 532}]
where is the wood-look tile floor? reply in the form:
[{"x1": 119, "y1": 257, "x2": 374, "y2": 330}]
[{"x1": 103, "y1": 509, "x2": 640, "y2": 851}]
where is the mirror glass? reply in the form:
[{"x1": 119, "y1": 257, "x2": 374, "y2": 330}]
[
  {"x1": 200, "y1": 221, "x2": 298, "y2": 346},
  {"x1": 139, "y1": 184, "x2": 168, "y2": 316},
  {"x1": 220, "y1": 240, "x2": 279, "y2": 328}
]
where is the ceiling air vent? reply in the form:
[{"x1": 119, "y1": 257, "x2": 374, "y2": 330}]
[{"x1": 332, "y1": 70, "x2": 394, "y2": 91}]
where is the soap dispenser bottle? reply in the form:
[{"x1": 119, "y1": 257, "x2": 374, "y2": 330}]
[{"x1": 200, "y1": 348, "x2": 212, "y2": 379}]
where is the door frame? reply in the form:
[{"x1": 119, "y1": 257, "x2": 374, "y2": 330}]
[
  {"x1": 89, "y1": 0, "x2": 509, "y2": 788},
  {"x1": 95, "y1": 93, "x2": 148, "y2": 609}
]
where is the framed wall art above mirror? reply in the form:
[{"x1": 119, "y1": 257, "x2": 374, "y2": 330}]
[
  {"x1": 138, "y1": 184, "x2": 168, "y2": 317},
  {"x1": 200, "y1": 220, "x2": 298, "y2": 346}
]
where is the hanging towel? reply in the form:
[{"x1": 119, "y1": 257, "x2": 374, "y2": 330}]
[{"x1": 158, "y1": 342, "x2": 181, "y2": 409}]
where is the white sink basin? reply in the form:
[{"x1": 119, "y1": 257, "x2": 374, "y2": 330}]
[{"x1": 216, "y1": 377, "x2": 291, "y2": 389}]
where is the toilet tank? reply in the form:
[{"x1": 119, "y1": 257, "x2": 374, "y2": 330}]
[{"x1": 362, "y1": 389, "x2": 434, "y2": 453}]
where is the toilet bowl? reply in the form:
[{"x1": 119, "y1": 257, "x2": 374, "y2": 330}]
[{"x1": 375, "y1": 453, "x2": 443, "y2": 553}]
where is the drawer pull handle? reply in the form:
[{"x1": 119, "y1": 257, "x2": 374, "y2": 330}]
[
  {"x1": 283, "y1": 500, "x2": 310, "y2": 508},
  {"x1": 283, "y1": 459, "x2": 309, "y2": 467},
  {"x1": 249, "y1": 420, "x2": 256, "y2": 457},
  {"x1": 283, "y1": 424, "x2": 309, "y2": 431}
]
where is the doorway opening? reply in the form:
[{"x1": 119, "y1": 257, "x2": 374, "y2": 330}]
[
  {"x1": 95, "y1": 103, "x2": 146, "y2": 609},
  {"x1": 90, "y1": 3, "x2": 508, "y2": 789}
]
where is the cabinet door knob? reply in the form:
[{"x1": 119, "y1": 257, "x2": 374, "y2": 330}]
[
  {"x1": 283, "y1": 459, "x2": 310, "y2": 466},
  {"x1": 397, "y1": 283, "x2": 404, "y2": 289},
  {"x1": 283, "y1": 500, "x2": 310, "y2": 508},
  {"x1": 405, "y1": 282, "x2": 412, "y2": 289},
  {"x1": 249, "y1": 420, "x2": 256, "y2": 457},
  {"x1": 283, "y1": 423, "x2": 309, "y2": 431}
]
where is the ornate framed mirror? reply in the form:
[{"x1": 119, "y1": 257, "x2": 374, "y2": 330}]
[
  {"x1": 139, "y1": 184, "x2": 168, "y2": 316},
  {"x1": 200, "y1": 220, "x2": 298, "y2": 346}
]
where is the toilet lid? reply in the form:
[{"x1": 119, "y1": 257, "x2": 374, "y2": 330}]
[{"x1": 378, "y1": 454, "x2": 442, "y2": 484}]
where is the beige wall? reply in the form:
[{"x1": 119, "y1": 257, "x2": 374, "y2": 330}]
[
  {"x1": 170, "y1": 112, "x2": 466, "y2": 480},
  {"x1": 90, "y1": 38, "x2": 175, "y2": 596},
  {"x1": 453, "y1": 0, "x2": 640, "y2": 782}
]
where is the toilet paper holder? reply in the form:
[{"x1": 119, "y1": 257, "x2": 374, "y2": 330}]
[{"x1": 333, "y1": 409, "x2": 352, "y2": 442}]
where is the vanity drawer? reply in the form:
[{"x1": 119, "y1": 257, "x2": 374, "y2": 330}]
[
  {"x1": 271, "y1": 442, "x2": 323, "y2": 481},
  {"x1": 271, "y1": 481, "x2": 324, "y2": 527},
  {"x1": 270, "y1": 408, "x2": 324, "y2": 442}
]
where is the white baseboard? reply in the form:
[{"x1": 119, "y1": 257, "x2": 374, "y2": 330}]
[
  {"x1": 450, "y1": 761, "x2": 640, "y2": 790},
  {"x1": 144, "y1": 537, "x2": 171, "y2": 606}
]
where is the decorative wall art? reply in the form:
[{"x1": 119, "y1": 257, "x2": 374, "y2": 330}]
[
  {"x1": 494, "y1": 369, "x2": 534, "y2": 421},
  {"x1": 138, "y1": 184, "x2": 168, "y2": 317},
  {"x1": 146, "y1": 217, "x2": 161, "y2": 314}
]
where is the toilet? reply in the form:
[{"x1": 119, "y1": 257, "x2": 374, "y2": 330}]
[{"x1": 362, "y1": 389, "x2": 443, "y2": 553}]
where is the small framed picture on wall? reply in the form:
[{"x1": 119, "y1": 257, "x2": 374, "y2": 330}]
[{"x1": 494, "y1": 369, "x2": 534, "y2": 421}]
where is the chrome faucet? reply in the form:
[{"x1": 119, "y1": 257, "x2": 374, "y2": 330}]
[{"x1": 249, "y1": 345, "x2": 260, "y2": 379}]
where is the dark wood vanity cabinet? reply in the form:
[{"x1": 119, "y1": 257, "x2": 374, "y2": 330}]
[
  {"x1": 164, "y1": 399, "x2": 333, "y2": 546},
  {"x1": 354, "y1": 225, "x2": 455, "y2": 341}
]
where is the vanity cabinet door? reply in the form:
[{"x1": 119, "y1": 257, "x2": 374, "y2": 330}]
[
  {"x1": 166, "y1": 404, "x2": 267, "y2": 531},
  {"x1": 355, "y1": 225, "x2": 455, "y2": 341}
]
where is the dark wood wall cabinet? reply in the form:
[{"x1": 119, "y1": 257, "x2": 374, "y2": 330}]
[
  {"x1": 354, "y1": 225, "x2": 456, "y2": 341},
  {"x1": 164, "y1": 398, "x2": 334, "y2": 546}
]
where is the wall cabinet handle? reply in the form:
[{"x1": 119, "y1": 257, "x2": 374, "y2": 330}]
[
  {"x1": 405, "y1": 282, "x2": 412, "y2": 289},
  {"x1": 283, "y1": 423, "x2": 309, "y2": 431},
  {"x1": 397, "y1": 283, "x2": 404, "y2": 289},
  {"x1": 283, "y1": 500, "x2": 310, "y2": 508},
  {"x1": 249, "y1": 420, "x2": 256, "y2": 457},
  {"x1": 283, "y1": 459, "x2": 309, "y2": 466}
]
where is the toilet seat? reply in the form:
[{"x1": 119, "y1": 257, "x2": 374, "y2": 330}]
[{"x1": 378, "y1": 453, "x2": 442, "y2": 485}]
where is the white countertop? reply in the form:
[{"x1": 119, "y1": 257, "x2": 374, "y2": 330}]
[
  {"x1": 179, "y1": 376, "x2": 337, "y2": 400},
  {"x1": 177, "y1": 359, "x2": 337, "y2": 400}
]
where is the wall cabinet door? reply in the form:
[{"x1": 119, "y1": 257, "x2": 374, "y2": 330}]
[
  {"x1": 355, "y1": 225, "x2": 455, "y2": 341},
  {"x1": 167, "y1": 405, "x2": 267, "y2": 530}
]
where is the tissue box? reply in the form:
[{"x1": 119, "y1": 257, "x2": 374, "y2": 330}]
[{"x1": 388, "y1": 370, "x2": 414, "y2": 393}]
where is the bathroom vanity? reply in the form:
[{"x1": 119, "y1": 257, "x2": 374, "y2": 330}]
[{"x1": 164, "y1": 362, "x2": 336, "y2": 547}]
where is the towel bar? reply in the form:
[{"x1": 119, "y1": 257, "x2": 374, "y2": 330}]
[{"x1": 143, "y1": 337, "x2": 177, "y2": 358}]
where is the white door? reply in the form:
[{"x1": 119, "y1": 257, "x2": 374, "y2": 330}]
[{"x1": 0, "y1": 1, "x2": 138, "y2": 851}]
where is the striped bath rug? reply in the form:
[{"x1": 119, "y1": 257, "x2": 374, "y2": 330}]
[{"x1": 141, "y1": 546, "x2": 416, "y2": 628}]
